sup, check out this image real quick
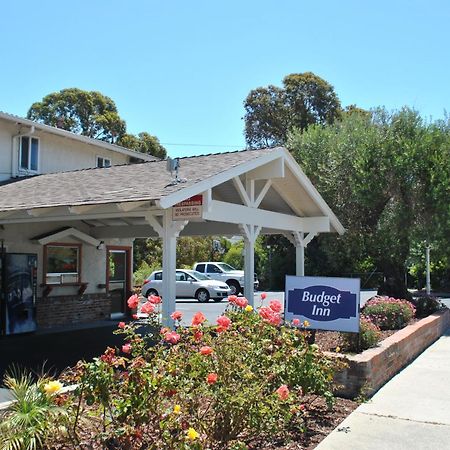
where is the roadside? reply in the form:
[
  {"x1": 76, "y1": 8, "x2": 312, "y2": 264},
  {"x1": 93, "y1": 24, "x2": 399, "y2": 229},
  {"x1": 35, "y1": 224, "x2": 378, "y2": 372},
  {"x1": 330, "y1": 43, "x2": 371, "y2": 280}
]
[{"x1": 316, "y1": 326, "x2": 450, "y2": 450}]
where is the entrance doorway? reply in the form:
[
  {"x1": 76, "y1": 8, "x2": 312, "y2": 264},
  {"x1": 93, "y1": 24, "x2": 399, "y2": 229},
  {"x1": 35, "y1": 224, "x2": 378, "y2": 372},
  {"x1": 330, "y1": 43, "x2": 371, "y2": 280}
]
[{"x1": 106, "y1": 247, "x2": 131, "y2": 317}]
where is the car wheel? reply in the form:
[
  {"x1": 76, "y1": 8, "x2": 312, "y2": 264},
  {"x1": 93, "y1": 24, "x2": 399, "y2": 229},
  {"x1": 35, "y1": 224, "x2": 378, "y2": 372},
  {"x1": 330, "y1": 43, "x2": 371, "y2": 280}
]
[
  {"x1": 227, "y1": 280, "x2": 240, "y2": 296},
  {"x1": 196, "y1": 289, "x2": 210, "y2": 303},
  {"x1": 145, "y1": 288, "x2": 159, "y2": 298}
]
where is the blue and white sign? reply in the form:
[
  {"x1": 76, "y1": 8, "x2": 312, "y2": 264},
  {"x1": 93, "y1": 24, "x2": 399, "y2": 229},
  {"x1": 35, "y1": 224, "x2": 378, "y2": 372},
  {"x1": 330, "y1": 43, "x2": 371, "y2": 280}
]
[{"x1": 285, "y1": 275, "x2": 360, "y2": 332}]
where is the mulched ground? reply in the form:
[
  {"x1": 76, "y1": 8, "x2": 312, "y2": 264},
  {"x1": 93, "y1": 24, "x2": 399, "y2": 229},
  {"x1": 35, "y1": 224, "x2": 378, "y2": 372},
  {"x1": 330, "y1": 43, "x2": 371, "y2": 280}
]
[{"x1": 246, "y1": 396, "x2": 358, "y2": 449}]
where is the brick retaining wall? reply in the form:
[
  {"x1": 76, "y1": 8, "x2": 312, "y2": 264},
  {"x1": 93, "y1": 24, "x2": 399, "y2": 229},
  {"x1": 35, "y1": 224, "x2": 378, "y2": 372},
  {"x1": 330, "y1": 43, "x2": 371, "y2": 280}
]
[
  {"x1": 332, "y1": 308, "x2": 450, "y2": 398},
  {"x1": 36, "y1": 294, "x2": 111, "y2": 328}
]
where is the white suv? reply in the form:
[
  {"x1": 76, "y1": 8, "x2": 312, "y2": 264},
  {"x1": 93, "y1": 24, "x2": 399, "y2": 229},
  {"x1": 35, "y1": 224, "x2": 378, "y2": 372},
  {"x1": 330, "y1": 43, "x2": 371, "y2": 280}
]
[{"x1": 193, "y1": 262, "x2": 259, "y2": 295}]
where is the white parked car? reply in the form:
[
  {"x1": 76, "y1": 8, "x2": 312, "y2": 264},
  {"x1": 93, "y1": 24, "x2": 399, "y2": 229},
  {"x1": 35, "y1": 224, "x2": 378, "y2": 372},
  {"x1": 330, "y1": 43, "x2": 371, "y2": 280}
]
[
  {"x1": 192, "y1": 262, "x2": 259, "y2": 295},
  {"x1": 141, "y1": 269, "x2": 231, "y2": 303}
]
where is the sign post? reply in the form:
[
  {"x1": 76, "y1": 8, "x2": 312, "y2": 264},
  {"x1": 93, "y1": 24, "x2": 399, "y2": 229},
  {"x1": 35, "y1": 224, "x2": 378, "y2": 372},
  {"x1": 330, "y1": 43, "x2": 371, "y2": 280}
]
[{"x1": 285, "y1": 275, "x2": 360, "y2": 332}]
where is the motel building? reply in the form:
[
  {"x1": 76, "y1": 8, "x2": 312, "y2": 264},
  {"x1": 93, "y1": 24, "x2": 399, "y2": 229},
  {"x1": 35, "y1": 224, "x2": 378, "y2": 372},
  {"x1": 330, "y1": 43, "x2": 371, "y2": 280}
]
[{"x1": 0, "y1": 112, "x2": 344, "y2": 337}]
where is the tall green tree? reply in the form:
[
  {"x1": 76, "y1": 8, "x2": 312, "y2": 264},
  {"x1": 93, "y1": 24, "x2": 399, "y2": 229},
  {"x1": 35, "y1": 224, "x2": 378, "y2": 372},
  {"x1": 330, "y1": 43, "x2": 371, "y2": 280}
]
[
  {"x1": 27, "y1": 88, "x2": 167, "y2": 158},
  {"x1": 27, "y1": 88, "x2": 126, "y2": 143},
  {"x1": 243, "y1": 72, "x2": 342, "y2": 148}
]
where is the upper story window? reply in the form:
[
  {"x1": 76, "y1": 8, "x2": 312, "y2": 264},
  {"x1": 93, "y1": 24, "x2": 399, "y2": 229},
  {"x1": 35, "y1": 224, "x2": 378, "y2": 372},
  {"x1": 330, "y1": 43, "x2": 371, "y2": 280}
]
[
  {"x1": 19, "y1": 136, "x2": 39, "y2": 172},
  {"x1": 97, "y1": 157, "x2": 111, "y2": 168}
]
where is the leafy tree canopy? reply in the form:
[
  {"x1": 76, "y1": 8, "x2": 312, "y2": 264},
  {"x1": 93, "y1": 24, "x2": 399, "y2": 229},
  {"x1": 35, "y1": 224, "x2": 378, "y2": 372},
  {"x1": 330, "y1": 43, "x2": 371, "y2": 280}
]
[
  {"x1": 243, "y1": 72, "x2": 342, "y2": 148},
  {"x1": 27, "y1": 88, "x2": 166, "y2": 158}
]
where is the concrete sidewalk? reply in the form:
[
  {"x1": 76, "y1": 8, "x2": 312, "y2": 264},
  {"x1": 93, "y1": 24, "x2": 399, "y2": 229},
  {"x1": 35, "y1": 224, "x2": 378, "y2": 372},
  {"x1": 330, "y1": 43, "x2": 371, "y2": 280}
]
[{"x1": 317, "y1": 327, "x2": 450, "y2": 450}]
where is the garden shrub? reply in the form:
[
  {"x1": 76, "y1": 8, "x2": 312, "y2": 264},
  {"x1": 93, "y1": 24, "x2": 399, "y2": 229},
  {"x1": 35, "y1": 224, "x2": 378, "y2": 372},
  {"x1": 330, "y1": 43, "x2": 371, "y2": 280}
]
[
  {"x1": 344, "y1": 316, "x2": 381, "y2": 353},
  {"x1": 362, "y1": 296, "x2": 415, "y2": 330},
  {"x1": 411, "y1": 295, "x2": 442, "y2": 318},
  {"x1": 59, "y1": 294, "x2": 339, "y2": 449}
]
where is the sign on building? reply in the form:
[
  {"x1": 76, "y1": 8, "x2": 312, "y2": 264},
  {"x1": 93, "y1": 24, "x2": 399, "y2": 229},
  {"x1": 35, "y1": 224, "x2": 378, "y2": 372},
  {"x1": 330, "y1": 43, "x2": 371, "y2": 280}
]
[
  {"x1": 172, "y1": 195, "x2": 203, "y2": 221},
  {"x1": 285, "y1": 275, "x2": 360, "y2": 332}
]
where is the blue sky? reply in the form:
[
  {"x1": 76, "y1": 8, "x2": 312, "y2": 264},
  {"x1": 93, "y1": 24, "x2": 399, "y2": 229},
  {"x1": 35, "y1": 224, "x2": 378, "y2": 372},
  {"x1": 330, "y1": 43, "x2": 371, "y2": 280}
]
[{"x1": 1, "y1": 1, "x2": 450, "y2": 157}]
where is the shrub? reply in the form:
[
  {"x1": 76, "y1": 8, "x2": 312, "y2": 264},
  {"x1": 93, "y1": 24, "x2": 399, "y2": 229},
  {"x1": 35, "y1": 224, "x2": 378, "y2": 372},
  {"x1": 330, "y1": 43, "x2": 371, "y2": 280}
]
[
  {"x1": 0, "y1": 372, "x2": 69, "y2": 450},
  {"x1": 411, "y1": 295, "x2": 442, "y2": 318},
  {"x1": 344, "y1": 316, "x2": 382, "y2": 353},
  {"x1": 362, "y1": 296, "x2": 415, "y2": 330},
  {"x1": 64, "y1": 295, "x2": 338, "y2": 448}
]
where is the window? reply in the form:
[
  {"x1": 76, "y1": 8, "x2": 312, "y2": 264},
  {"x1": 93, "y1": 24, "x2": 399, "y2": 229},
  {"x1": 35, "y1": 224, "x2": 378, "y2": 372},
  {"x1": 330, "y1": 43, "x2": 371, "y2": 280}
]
[
  {"x1": 19, "y1": 136, "x2": 39, "y2": 172},
  {"x1": 195, "y1": 264, "x2": 205, "y2": 273},
  {"x1": 154, "y1": 272, "x2": 162, "y2": 280},
  {"x1": 207, "y1": 264, "x2": 222, "y2": 273},
  {"x1": 45, "y1": 244, "x2": 81, "y2": 284},
  {"x1": 97, "y1": 157, "x2": 112, "y2": 168}
]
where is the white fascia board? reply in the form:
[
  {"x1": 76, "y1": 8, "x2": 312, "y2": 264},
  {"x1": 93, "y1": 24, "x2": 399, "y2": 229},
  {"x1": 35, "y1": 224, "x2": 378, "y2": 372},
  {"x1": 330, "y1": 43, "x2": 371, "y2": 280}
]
[
  {"x1": 157, "y1": 148, "x2": 286, "y2": 209},
  {"x1": 282, "y1": 150, "x2": 346, "y2": 235},
  {"x1": 0, "y1": 112, "x2": 155, "y2": 162},
  {"x1": 203, "y1": 200, "x2": 330, "y2": 233},
  {"x1": 35, "y1": 227, "x2": 100, "y2": 246}
]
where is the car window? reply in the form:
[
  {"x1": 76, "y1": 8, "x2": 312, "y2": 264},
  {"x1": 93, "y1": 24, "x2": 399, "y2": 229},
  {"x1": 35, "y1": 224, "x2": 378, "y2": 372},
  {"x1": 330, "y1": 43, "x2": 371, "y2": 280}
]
[
  {"x1": 154, "y1": 272, "x2": 162, "y2": 280},
  {"x1": 186, "y1": 274, "x2": 196, "y2": 281},
  {"x1": 196, "y1": 264, "x2": 205, "y2": 272},
  {"x1": 216, "y1": 263, "x2": 235, "y2": 272},
  {"x1": 191, "y1": 271, "x2": 210, "y2": 280},
  {"x1": 176, "y1": 272, "x2": 186, "y2": 281},
  {"x1": 207, "y1": 264, "x2": 222, "y2": 273}
]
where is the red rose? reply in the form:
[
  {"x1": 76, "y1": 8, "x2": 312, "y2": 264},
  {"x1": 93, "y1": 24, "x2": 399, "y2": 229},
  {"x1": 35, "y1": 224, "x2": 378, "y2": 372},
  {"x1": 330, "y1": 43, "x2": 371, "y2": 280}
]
[
  {"x1": 193, "y1": 330, "x2": 203, "y2": 341},
  {"x1": 118, "y1": 321, "x2": 126, "y2": 329},
  {"x1": 122, "y1": 343, "x2": 132, "y2": 354},
  {"x1": 260, "y1": 292, "x2": 267, "y2": 300},
  {"x1": 206, "y1": 373, "x2": 218, "y2": 384},
  {"x1": 269, "y1": 300, "x2": 282, "y2": 313},
  {"x1": 192, "y1": 312, "x2": 206, "y2": 326},
  {"x1": 216, "y1": 315, "x2": 231, "y2": 332}
]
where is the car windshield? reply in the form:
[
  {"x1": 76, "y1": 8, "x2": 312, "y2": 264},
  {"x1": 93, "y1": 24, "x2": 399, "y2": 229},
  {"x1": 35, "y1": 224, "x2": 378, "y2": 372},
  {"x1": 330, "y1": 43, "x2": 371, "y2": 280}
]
[
  {"x1": 216, "y1": 263, "x2": 236, "y2": 272},
  {"x1": 189, "y1": 271, "x2": 210, "y2": 281}
]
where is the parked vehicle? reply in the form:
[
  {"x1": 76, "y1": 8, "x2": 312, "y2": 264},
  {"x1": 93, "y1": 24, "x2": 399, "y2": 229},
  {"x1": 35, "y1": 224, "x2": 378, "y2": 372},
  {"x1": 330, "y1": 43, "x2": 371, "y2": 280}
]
[
  {"x1": 141, "y1": 269, "x2": 231, "y2": 303},
  {"x1": 193, "y1": 262, "x2": 259, "y2": 295}
]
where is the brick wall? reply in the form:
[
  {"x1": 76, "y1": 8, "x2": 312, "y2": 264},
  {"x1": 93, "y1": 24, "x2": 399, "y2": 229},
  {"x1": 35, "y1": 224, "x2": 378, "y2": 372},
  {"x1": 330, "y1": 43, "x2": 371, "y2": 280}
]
[
  {"x1": 36, "y1": 294, "x2": 112, "y2": 329},
  {"x1": 332, "y1": 308, "x2": 450, "y2": 398}
]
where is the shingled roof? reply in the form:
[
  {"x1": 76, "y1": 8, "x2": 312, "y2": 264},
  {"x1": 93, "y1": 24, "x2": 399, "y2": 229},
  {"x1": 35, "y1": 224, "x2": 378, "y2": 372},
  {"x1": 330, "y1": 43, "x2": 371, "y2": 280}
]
[{"x1": 0, "y1": 148, "x2": 277, "y2": 212}]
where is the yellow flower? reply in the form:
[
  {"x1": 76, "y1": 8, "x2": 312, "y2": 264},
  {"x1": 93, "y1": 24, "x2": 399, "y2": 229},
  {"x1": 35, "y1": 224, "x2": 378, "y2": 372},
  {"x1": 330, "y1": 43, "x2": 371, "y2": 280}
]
[
  {"x1": 335, "y1": 346, "x2": 341, "y2": 353},
  {"x1": 44, "y1": 380, "x2": 63, "y2": 395},
  {"x1": 245, "y1": 305, "x2": 253, "y2": 312},
  {"x1": 173, "y1": 404, "x2": 181, "y2": 414},
  {"x1": 186, "y1": 427, "x2": 199, "y2": 441},
  {"x1": 303, "y1": 320, "x2": 310, "y2": 328}
]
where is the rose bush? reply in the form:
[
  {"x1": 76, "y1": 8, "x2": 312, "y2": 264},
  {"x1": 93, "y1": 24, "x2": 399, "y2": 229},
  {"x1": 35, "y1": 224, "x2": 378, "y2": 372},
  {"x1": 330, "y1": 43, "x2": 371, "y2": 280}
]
[
  {"x1": 362, "y1": 296, "x2": 415, "y2": 330},
  {"x1": 27, "y1": 294, "x2": 340, "y2": 449}
]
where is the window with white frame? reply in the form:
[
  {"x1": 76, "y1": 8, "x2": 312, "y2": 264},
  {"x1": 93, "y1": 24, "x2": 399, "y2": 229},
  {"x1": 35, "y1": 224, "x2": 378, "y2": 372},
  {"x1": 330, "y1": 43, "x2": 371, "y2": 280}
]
[
  {"x1": 97, "y1": 156, "x2": 112, "y2": 168},
  {"x1": 19, "y1": 136, "x2": 39, "y2": 172},
  {"x1": 45, "y1": 244, "x2": 81, "y2": 285}
]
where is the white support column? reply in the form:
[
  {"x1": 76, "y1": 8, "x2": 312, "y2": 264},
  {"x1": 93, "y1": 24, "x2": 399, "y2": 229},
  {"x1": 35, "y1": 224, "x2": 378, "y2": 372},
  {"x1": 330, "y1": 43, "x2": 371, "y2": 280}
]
[
  {"x1": 146, "y1": 211, "x2": 187, "y2": 327},
  {"x1": 240, "y1": 224, "x2": 261, "y2": 307},
  {"x1": 296, "y1": 233, "x2": 305, "y2": 276},
  {"x1": 284, "y1": 231, "x2": 318, "y2": 277}
]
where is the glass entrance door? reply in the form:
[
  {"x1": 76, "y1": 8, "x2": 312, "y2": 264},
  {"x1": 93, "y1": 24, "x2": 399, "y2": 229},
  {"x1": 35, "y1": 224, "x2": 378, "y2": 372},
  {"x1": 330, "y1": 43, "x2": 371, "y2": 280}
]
[{"x1": 107, "y1": 249, "x2": 130, "y2": 316}]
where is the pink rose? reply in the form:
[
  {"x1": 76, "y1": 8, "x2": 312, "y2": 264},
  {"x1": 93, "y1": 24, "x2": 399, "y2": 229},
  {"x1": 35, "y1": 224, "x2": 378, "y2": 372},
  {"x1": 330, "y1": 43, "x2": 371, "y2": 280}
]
[
  {"x1": 192, "y1": 312, "x2": 206, "y2": 326},
  {"x1": 228, "y1": 295, "x2": 238, "y2": 304},
  {"x1": 216, "y1": 315, "x2": 231, "y2": 332},
  {"x1": 148, "y1": 294, "x2": 162, "y2": 304},
  {"x1": 160, "y1": 327, "x2": 170, "y2": 335},
  {"x1": 132, "y1": 314, "x2": 138, "y2": 320},
  {"x1": 127, "y1": 294, "x2": 139, "y2": 309},
  {"x1": 164, "y1": 331, "x2": 181, "y2": 344},
  {"x1": 206, "y1": 373, "x2": 218, "y2": 384},
  {"x1": 259, "y1": 306, "x2": 274, "y2": 321},
  {"x1": 141, "y1": 301, "x2": 155, "y2": 314},
  {"x1": 292, "y1": 318, "x2": 300, "y2": 326},
  {"x1": 235, "y1": 297, "x2": 248, "y2": 308},
  {"x1": 122, "y1": 343, "x2": 132, "y2": 354},
  {"x1": 118, "y1": 321, "x2": 126, "y2": 329},
  {"x1": 260, "y1": 292, "x2": 267, "y2": 300},
  {"x1": 268, "y1": 313, "x2": 282, "y2": 326},
  {"x1": 269, "y1": 300, "x2": 282, "y2": 313},
  {"x1": 276, "y1": 384, "x2": 289, "y2": 400},
  {"x1": 193, "y1": 330, "x2": 203, "y2": 341},
  {"x1": 171, "y1": 311, "x2": 183, "y2": 321},
  {"x1": 200, "y1": 346, "x2": 213, "y2": 356}
]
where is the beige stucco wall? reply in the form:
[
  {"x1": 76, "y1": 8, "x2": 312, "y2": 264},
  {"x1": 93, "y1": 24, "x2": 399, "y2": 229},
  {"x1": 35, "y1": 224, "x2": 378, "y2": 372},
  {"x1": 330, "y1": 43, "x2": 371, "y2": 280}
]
[
  {"x1": 0, "y1": 117, "x2": 130, "y2": 181},
  {"x1": 0, "y1": 221, "x2": 133, "y2": 297}
]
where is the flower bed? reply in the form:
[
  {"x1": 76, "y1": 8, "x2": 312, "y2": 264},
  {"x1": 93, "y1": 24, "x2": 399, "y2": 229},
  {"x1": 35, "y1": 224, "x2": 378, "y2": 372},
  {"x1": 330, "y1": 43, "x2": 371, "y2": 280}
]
[
  {"x1": 331, "y1": 308, "x2": 450, "y2": 398},
  {"x1": 0, "y1": 294, "x2": 356, "y2": 450}
]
